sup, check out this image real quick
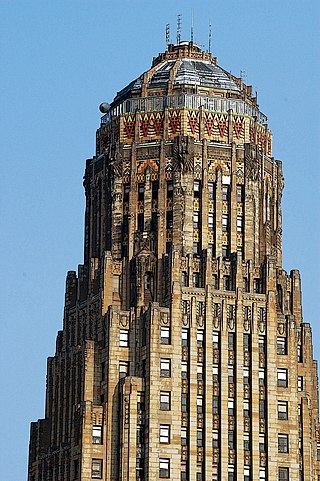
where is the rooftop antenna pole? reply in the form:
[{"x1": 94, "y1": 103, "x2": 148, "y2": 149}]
[
  {"x1": 177, "y1": 14, "x2": 181, "y2": 44},
  {"x1": 208, "y1": 22, "x2": 212, "y2": 53},
  {"x1": 166, "y1": 23, "x2": 170, "y2": 50},
  {"x1": 191, "y1": 10, "x2": 194, "y2": 43}
]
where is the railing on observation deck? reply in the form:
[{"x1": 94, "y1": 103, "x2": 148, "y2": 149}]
[{"x1": 101, "y1": 94, "x2": 267, "y2": 126}]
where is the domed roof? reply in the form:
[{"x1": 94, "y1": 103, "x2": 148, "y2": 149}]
[
  {"x1": 112, "y1": 42, "x2": 245, "y2": 106},
  {"x1": 149, "y1": 58, "x2": 240, "y2": 91}
]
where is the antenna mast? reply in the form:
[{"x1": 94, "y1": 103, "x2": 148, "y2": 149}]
[
  {"x1": 191, "y1": 10, "x2": 194, "y2": 43},
  {"x1": 177, "y1": 14, "x2": 181, "y2": 44},
  {"x1": 208, "y1": 22, "x2": 212, "y2": 53},
  {"x1": 166, "y1": 23, "x2": 170, "y2": 50}
]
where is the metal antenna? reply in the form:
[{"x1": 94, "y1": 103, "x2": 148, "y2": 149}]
[
  {"x1": 191, "y1": 10, "x2": 194, "y2": 43},
  {"x1": 208, "y1": 22, "x2": 212, "y2": 53},
  {"x1": 166, "y1": 23, "x2": 170, "y2": 49},
  {"x1": 177, "y1": 14, "x2": 181, "y2": 44}
]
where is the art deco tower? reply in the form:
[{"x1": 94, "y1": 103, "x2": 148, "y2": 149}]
[{"x1": 28, "y1": 42, "x2": 320, "y2": 481}]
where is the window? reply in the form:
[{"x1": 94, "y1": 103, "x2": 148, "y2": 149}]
[
  {"x1": 119, "y1": 361, "x2": 129, "y2": 379},
  {"x1": 228, "y1": 333, "x2": 235, "y2": 350},
  {"x1": 92, "y1": 459, "x2": 103, "y2": 479},
  {"x1": 194, "y1": 180, "x2": 201, "y2": 197},
  {"x1": 228, "y1": 465, "x2": 234, "y2": 481},
  {"x1": 193, "y1": 242, "x2": 200, "y2": 255},
  {"x1": 208, "y1": 182, "x2": 214, "y2": 199},
  {"x1": 124, "y1": 184, "x2": 130, "y2": 201},
  {"x1": 259, "y1": 336, "x2": 265, "y2": 353},
  {"x1": 197, "y1": 396, "x2": 203, "y2": 413},
  {"x1": 278, "y1": 434, "x2": 289, "y2": 453},
  {"x1": 298, "y1": 376, "x2": 303, "y2": 391},
  {"x1": 260, "y1": 467, "x2": 266, "y2": 480},
  {"x1": 181, "y1": 427, "x2": 187, "y2": 446},
  {"x1": 243, "y1": 277, "x2": 249, "y2": 292},
  {"x1": 152, "y1": 181, "x2": 159, "y2": 199},
  {"x1": 208, "y1": 213, "x2": 214, "y2": 229},
  {"x1": 196, "y1": 472, "x2": 202, "y2": 481},
  {"x1": 182, "y1": 329, "x2": 188, "y2": 347},
  {"x1": 181, "y1": 271, "x2": 188, "y2": 287},
  {"x1": 213, "y1": 365, "x2": 219, "y2": 382},
  {"x1": 160, "y1": 425, "x2": 170, "y2": 443},
  {"x1": 181, "y1": 362, "x2": 188, "y2": 379},
  {"x1": 213, "y1": 332, "x2": 219, "y2": 350},
  {"x1": 160, "y1": 359, "x2": 171, "y2": 377},
  {"x1": 223, "y1": 275, "x2": 231, "y2": 290},
  {"x1": 197, "y1": 363, "x2": 203, "y2": 380},
  {"x1": 160, "y1": 327, "x2": 170, "y2": 345},
  {"x1": 122, "y1": 215, "x2": 129, "y2": 233},
  {"x1": 278, "y1": 401, "x2": 288, "y2": 420},
  {"x1": 160, "y1": 391, "x2": 171, "y2": 410},
  {"x1": 277, "y1": 337, "x2": 287, "y2": 355},
  {"x1": 181, "y1": 392, "x2": 188, "y2": 412},
  {"x1": 92, "y1": 425, "x2": 102, "y2": 444},
  {"x1": 213, "y1": 303, "x2": 220, "y2": 317},
  {"x1": 259, "y1": 400, "x2": 265, "y2": 418},
  {"x1": 279, "y1": 467, "x2": 289, "y2": 481},
  {"x1": 193, "y1": 212, "x2": 200, "y2": 228},
  {"x1": 259, "y1": 369, "x2": 265, "y2": 385},
  {"x1": 193, "y1": 272, "x2": 200, "y2": 287},
  {"x1": 74, "y1": 459, "x2": 79, "y2": 480},
  {"x1": 228, "y1": 431, "x2": 234, "y2": 449},
  {"x1": 244, "y1": 433, "x2": 250, "y2": 450},
  {"x1": 244, "y1": 467, "x2": 250, "y2": 481},
  {"x1": 243, "y1": 334, "x2": 250, "y2": 352},
  {"x1": 243, "y1": 367, "x2": 250, "y2": 384},
  {"x1": 222, "y1": 185, "x2": 229, "y2": 201},
  {"x1": 237, "y1": 216, "x2": 242, "y2": 232},
  {"x1": 197, "y1": 330, "x2": 204, "y2": 347},
  {"x1": 244, "y1": 400, "x2": 250, "y2": 418},
  {"x1": 297, "y1": 344, "x2": 302, "y2": 362},
  {"x1": 212, "y1": 430, "x2": 219, "y2": 448},
  {"x1": 236, "y1": 185, "x2": 243, "y2": 202},
  {"x1": 253, "y1": 278, "x2": 260, "y2": 293},
  {"x1": 212, "y1": 274, "x2": 218, "y2": 289},
  {"x1": 159, "y1": 458, "x2": 170, "y2": 478},
  {"x1": 166, "y1": 210, "x2": 173, "y2": 228},
  {"x1": 228, "y1": 367, "x2": 234, "y2": 384},
  {"x1": 278, "y1": 369, "x2": 288, "y2": 387},
  {"x1": 222, "y1": 245, "x2": 229, "y2": 258},
  {"x1": 166, "y1": 241, "x2": 172, "y2": 253},
  {"x1": 167, "y1": 181, "x2": 173, "y2": 198},
  {"x1": 197, "y1": 430, "x2": 203, "y2": 447},
  {"x1": 213, "y1": 396, "x2": 219, "y2": 414},
  {"x1": 119, "y1": 330, "x2": 129, "y2": 347},
  {"x1": 317, "y1": 443, "x2": 320, "y2": 461},
  {"x1": 259, "y1": 434, "x2": 265, "y2": 452},
  {"x1": 228, "y1": 399, "x2": 234, "y2": 416},
  {"x1": 151, "y1": 212, "x2": 158, "y2": 231},
  {"x1": 138, "y1": 213, "x2": 144, "y2": 231},
  {"x1": 222, "y1": 214, "x2": 228, "y2": 231}
]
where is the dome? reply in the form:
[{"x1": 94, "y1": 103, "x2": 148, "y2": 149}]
[
  {"x1": 149, "y1": 58, "x2": 240, "y2": 91},
  {"x1": 112, "y1": 42, "x2": 247, "y2": 106}
]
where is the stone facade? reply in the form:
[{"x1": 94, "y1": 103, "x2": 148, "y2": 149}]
[{"x1": 28, "y1": 42, "x2": 320, "y2": 481}]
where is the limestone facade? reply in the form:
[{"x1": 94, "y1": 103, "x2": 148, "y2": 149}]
[{"x1": 28, "y1": 42, "x2": 320, "y2": 481}]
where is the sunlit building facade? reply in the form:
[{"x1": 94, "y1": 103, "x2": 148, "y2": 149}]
[{"x1": 28, "y1": 41, "x2": 320, "y2": 481}]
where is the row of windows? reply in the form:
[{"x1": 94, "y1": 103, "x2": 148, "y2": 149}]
[{"x1": 123, "y1": 180, "x2": 244, "y2": 202}]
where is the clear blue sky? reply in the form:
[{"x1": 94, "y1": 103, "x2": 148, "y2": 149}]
[{"x1": 1, "y1": 1, "x2": 319, "y2": 479}]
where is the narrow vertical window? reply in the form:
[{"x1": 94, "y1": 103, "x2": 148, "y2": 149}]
[
  {"x1": 92, "y1": 459, "x2": 103, "y2": 479},
  {"x1": 160, "y1": 327, "x2": 170, "y2": 345},
  {"x1": 92, "y1": 425, "x2": 102, "y2": 444}
]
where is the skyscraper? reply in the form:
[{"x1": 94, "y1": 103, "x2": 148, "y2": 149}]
[{"x1": 28, "y1": 41, "x2": 320, "y2": 481}]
